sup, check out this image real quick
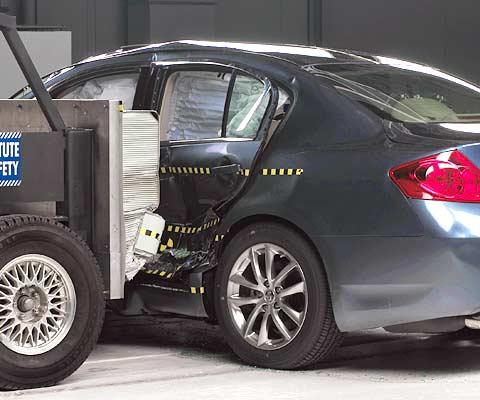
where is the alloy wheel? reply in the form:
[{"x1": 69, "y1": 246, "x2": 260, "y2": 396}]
[{"x1": 227, "y1": 243, "x2": 308, "y2": 350}]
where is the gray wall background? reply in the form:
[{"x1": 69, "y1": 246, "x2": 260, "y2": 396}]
[
  {"x1": 0, "y1": 31, "x2": 71, "y2": 97},
  {"x1": 3, "y1": 0, "x2": 480, "y2": 83},
  {"x1": 321, "y1": 0, "x2": 480, "y2": 85}
]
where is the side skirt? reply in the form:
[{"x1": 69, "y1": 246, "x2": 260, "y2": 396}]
[{"x1": 120, "y1": 269, "x2": 212, "y2": 319}]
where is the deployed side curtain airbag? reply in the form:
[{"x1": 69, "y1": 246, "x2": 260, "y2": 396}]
[
  {"x1": 227, "y1": 75, "x2": 270, "y2": 138},
  {"x1": 62, "y1": 73, "x2": 139, "y2": 110},
  {"x1": 166, "y1": 71, "x2": 230, "y2": 140}
]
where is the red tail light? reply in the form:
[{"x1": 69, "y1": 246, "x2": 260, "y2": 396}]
[{"x1": 389, "y1": 150, "x2": 480, "y2": 202}]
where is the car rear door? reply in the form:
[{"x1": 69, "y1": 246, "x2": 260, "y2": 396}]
[{"x1": 150, "y1": 61, "x2": 279, "y2": 273}]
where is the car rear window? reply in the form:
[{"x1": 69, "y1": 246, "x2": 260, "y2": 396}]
[{"x1": 307, "y1": 59, "x2": 480, "y2": 124}]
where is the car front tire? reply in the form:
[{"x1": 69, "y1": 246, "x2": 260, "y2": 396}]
[{"x1": 215, "y1": 222, "x2": 343, "y2": 369}]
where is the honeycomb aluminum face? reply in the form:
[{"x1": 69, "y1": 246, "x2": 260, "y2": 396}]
[{"x1": 121, "y1": 111, "x2": 160, "y2": 279}]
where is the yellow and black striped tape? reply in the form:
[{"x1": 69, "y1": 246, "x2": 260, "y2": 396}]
[
  {"x1": 238, "y1": 169, "x2": 251, "y2": 177},
  {"x1": 262, "y1": 168, "x2": 304, "y2": 176},
  {"x1": 190, "y1": 287, "x2": 205, "y2": 294},
  {"x1": 215, "y1": 234, "x2": 225, "y2": 241},
  {"x1": 161, "y1": 166, "x2": 211, "y2": 175},
  {"x1": 159, "y1": 238, "x2": 174, "y2": 252},
  {"x1": 166, "y1": 218, "x2": 221, "y2": 234},
  {"x1": 141, "y1": 268, "x2": 174, "y2": 279},
  {"x1": 160, "y1": 166, "x2": 303, "y2": 177},
  {"x1": 241, "y1": 168, "x2": 304, "y2": 176}
]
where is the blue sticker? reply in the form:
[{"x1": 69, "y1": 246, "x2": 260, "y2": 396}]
[{"x1": 0, "y1": 132, "x2": 22, "y2": 187}]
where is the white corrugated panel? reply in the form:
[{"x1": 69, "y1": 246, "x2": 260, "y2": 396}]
[{"x1": 121, "y1": 111, "x2": 160, "y2": 279}]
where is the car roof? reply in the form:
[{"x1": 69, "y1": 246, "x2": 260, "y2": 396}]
[{"x1": 80, "y1": 40, "x2": 378, "y2": 67}]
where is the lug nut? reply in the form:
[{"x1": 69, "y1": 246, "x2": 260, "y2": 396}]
[
  {"x1": 274, "y1": 302, "x2": 280, "y2": 309},
  {"x1": 264, "y1": 281, "x2": 270, "y2": 288},
  {"x1": 275, "y1": 287, "x2": 282, "y2": 294}
]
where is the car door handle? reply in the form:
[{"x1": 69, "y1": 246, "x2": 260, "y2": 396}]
[{"x1": 211, "y1": 164, "x2": 241, "y2": 175}]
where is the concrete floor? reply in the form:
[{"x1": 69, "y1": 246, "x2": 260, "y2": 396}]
[{"x1": 3, "y1": 314, "x2": 480, "y2": 400}]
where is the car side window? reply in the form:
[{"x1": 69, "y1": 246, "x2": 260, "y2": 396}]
[
  {"x1": 160, "y1": 71, "x2": 231, "y2": 141},
  {"x1": 226, "y1": 74, "x2": 271, "y2": 139},
  {"x1": 57, "y1": 72, "x2": 140, "y2": 110}
]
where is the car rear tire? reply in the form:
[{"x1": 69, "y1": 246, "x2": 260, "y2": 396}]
[
  {"x1": 0, "y1": 215, "x2": 105, "y2": 390},
  {"x1": 215, "y1": 222, "x2": 343, "y2": 369}
]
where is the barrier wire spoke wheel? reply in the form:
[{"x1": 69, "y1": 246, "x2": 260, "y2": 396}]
[
  {"x1": 0, "y1": 254, "x2": 76, "y2": 355},
  {"x1": 216, "y1": 223, "x2": 343, "y2": 370}
]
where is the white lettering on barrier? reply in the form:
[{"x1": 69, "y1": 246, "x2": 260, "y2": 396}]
[
  {"x1": 0, "y1": 142, "x2": 19, "y2": 158},
  {"x1": 0, "y1": 161, "x2": 19, "y2": 176}
]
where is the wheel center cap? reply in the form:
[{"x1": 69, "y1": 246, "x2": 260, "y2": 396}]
[
  {"x1": 264, "y1": 290, "x2": 275, "y2": 304},
  {"x1": 17, "y1": 295, "x2": 35, "y2": 312}
]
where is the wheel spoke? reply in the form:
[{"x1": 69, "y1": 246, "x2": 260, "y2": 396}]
[
  {"x1": 250, "y1": 248, "x2": 264, "y2": 285},
  {"x1": 48, "y1": 307, "x2": 68, "y2": 317},
  {"x1": 228, "y1": 295, "x2": 261, "y2": 307},
  {"x1": 50, "y1": 298, "x2": 69, "y2": 307},
  {"x1": 257, "y1": 309, "x2": 270, "y2": 347},
  {"x1": 0, "y1": 294, "x2": 14, "y2": 303},
  {"x1": 243, "y1": 302, "x2": 264, "y2": 339},
  {"x1": 10, "y1": 327, "x2": 22, "y2": 344},
  {"x1": 37, "y1": 264, "x2": 45, "y2": 285},
  {"x1": 42, "y1": 270, "x2": 56, "y2": 288},
  {"x1": 48, "y1": 286, "x2": 64, "y2": 297},
  {"x1": 264, "y1": 245, "x2": 275, "y2": 284},
  {"x1": 273, "y1": 262, "x2": 297, "y2": 286},
  {"x1": 32, "y1": 327, "x2": 39, "y2": 347},
  {"x1": 229, "y1": 273, "x2": 262, "y2": 291},
  {"x1": 278, "y1": 281, "x2": 305, "y2": 298},
  {"x1": 45, "y1": 277, "x2": 60, "y2": 292},
  {"x1": 16, "y1": 265, "x2": 28, "y2": 283},
  {"x1": 0, "y1": 282, "x2": 14, "y2": 292},
  {"x1": 0, "y1": 303, "x2": 12, "y2": 312},
  {"x1": 279, "y1": 303, "x2": 303, "y2": 326},
  {"x1": 271, "y1": 309, "x2": 291, "y2": 341},
  {"x1": 46, "y1": 317, "x2": 61, "y2": 331},
  {"x1": 0, "y1": 319, "x2": 14, "y2": 333},
  {"x1": 21, "y1": 327, "x2": 31, "y2": 347},
  {"x1": 4, "y1": 271, "x2": 22, "y2": 287},
  {"x1": 38, "y1": 327, "x2": 48, "y2": 343}
]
